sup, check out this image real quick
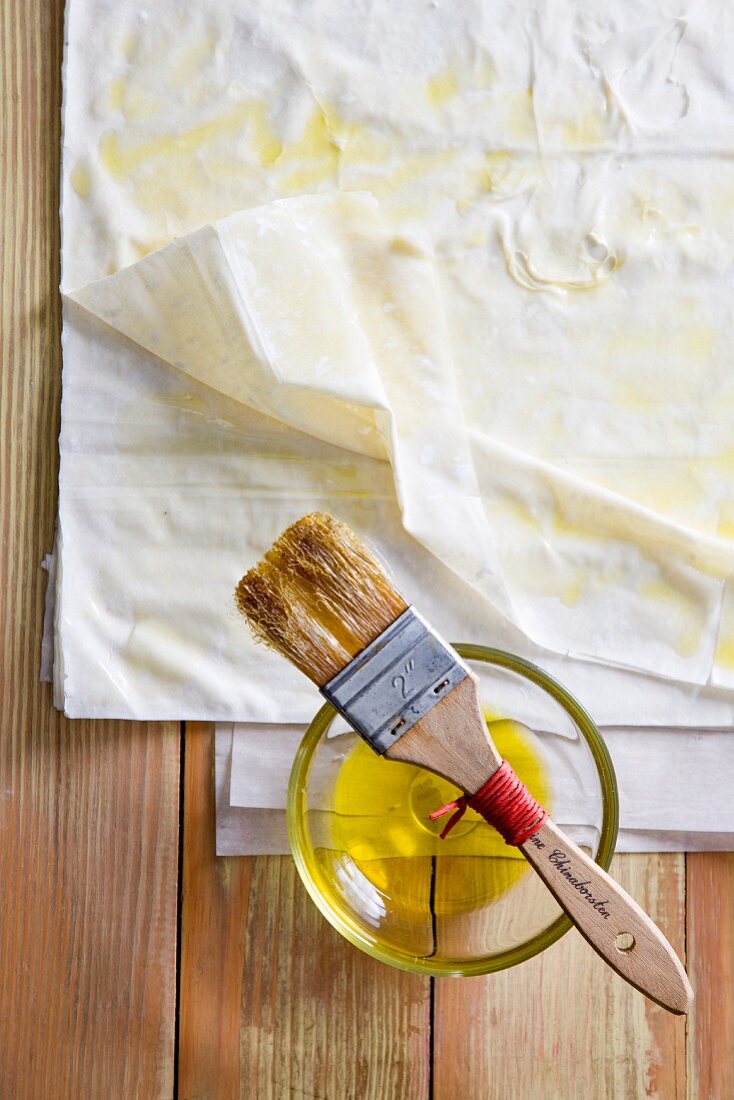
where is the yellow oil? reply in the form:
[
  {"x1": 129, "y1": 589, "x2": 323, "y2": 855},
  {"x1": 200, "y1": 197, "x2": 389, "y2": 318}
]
[
  {"x1": 317, "y1": 715, "x2": 550, "y2": 930},
  {"x1": 70, "y1": 161, "x2": 92, "y2": 199},
  {"x1": 425, "y1": 66, "x2": 459, "y2": 106},
  {"x1": 99, "y1": 101, "x2": 253, "y2": 179},
  {"x1": 715, "y1": 632, "x2": 734, "y2": 671}
]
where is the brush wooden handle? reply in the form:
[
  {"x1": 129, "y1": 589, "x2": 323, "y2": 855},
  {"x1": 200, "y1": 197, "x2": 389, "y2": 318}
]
[
  {"x1": 387, "y1": 676, "x2": 692, "y2": 1013},
  {"x1": 520, "y1": 818, "x2": 692, "y2": 1014}
]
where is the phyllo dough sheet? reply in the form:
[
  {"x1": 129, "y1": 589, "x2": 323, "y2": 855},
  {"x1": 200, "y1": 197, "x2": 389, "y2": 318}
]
[{"x1": 57, "y1": 0, "x2": 734, "y2": 727}]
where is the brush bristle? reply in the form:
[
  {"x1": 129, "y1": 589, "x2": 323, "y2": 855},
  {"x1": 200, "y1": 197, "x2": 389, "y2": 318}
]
[{"x1": 235, "y1": 513, "x2": 408, "y2": 686}]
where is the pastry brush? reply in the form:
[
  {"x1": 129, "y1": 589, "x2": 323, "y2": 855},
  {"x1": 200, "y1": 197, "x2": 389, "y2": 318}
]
[{"x1": 235, "y1": 512, "x2": 692, "y2": 1014}]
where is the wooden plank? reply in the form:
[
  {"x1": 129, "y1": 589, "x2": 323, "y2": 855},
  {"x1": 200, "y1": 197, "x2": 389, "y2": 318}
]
[
  {"x1": 0, "y1": 1, "x2": 180, "y2": 1095},
  {"x1": 178, "y1": 724, "x2": 431, "y2": 1100},
  {"x1": 0, "y1": 719, "x2": 180, "y2": 1098},
  {"x1": 687, "y1": 853, "x2": 734, "y2": 1100},
  {"x1": 434, "y1": 852, "x2": 567, "y2": 958},
  {"x1": 178, "y1": 724, "x2": 251, "y2": 1097},
  {"x1": 433, "y1": 853, "x2": 687, "y2": 1099}
]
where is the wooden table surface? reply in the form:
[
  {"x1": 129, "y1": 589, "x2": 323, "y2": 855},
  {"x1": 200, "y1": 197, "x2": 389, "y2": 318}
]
[{"x1": 2, "y1": 2, "x2": 733, "y2": 1096}]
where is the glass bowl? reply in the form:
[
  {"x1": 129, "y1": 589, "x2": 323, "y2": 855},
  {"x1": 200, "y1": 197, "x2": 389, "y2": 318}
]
[{"x1": 287, "y1": 645, "x2": 618, "y2": 976}]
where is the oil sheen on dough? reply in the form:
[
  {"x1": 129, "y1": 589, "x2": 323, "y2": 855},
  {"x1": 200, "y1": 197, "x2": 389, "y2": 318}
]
[{"x1": 57, "y1": 0, "x2": 734, "y2": 720}]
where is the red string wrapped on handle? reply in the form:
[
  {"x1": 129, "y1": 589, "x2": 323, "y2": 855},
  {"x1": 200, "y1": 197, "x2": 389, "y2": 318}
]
[{"x1": 429, "y1": 759, "x2": 547, "y2": 845}]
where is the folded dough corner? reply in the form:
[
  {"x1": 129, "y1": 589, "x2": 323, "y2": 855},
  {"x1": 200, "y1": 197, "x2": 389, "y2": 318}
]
[{"x1": 56, "y1": 192, "x2": 734, "y2": 720}]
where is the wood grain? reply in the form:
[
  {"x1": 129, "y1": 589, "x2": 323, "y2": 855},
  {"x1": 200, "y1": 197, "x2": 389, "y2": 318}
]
[
  {"x1": 178, "y1": 723, "x2": 254, "y2": 1098},
  {"x1": 178, "y1": 724, "x2": 431, "y2": 1100},
  {"x1": 0, "y1": 1, "x2": 180, "y2": 1095},
  {"x1": 687, "y1": 852, "x2": 734, "y2": 1100},
  {"x1": 4, "y1": 0, "x2": 733, "y2": 1092},
  {"x1": 388, "y1": 675, "x2": 501, "y2": 791},
  {"x1": 433, "y1": 853, "x2": 687, "y2": 1100},
  {"x1": 520, "y1": 820, "x2": 691, "y2": 1014},
  {"x1": 433, "y1": 854, "x2": 562, "y2": 958}
]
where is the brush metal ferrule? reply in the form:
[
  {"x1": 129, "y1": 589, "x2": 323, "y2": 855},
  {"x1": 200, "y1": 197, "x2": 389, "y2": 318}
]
[{"x1": 320, "y1": 607, "x2": 470, "y2": 755}]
